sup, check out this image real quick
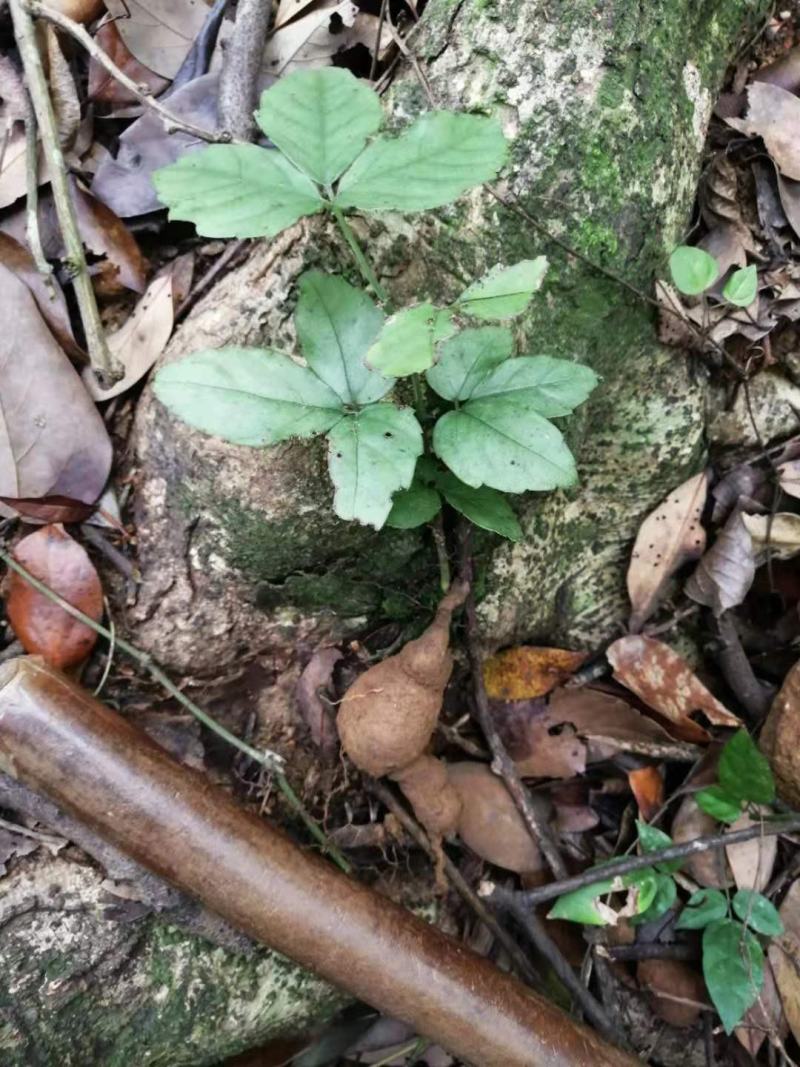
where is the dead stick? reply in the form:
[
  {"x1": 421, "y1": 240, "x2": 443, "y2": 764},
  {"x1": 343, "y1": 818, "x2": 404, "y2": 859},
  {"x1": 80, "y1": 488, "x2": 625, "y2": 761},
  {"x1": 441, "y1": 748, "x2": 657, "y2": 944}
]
[
  {"x1": 0, "y1": 657, "x2": 637, "y2": 1067},
  {"x1": 219, "y1": 0, "x2": 271, "y2": 141},
  {"x1": 10, "y1": 0, "x2": 116, "y2": 382}
]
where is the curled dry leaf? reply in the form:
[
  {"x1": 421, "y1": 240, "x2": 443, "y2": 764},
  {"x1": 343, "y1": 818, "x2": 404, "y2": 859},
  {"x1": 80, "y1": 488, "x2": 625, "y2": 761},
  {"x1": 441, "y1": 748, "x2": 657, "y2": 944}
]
[
  {"x1": 727, "y1": 82, "x2": 800, "y2": 180},
  {"x1": 0, "y1": 266, "x2": 112, "y2": 514},
  {"x1": 760, "y1": 658, "x2": 800, "y2": 807},
  {"x1": 711, "y1": 463, "x2": 767, "y2": 523},
  {"x1": 725, "y1": 812, "x2": 777, "y2": 892},
  {"x1": 627, "y1": 765, "x2": 663, "y2": 821},
  {"x1": 636, "y1": 959, "x2": 708, "y2": 1028},
  {"x1": 671, "y1": 794, "x2": 733, "y2": 888},
  {"x1": 742, "y1": 512, "x2": 800, "y2": 560},
  {"x1": 482, "y1": 646, "x2": 587, "y2": 701},
  {"x1": 5, "y1": 525, "x2": 103, "y2": 669},
  {"x1": 770, "y1": 879, "x2": 800, "y2": 1048},
  {"x1": 627, "y1": 471, "x2": 708, "y2": 631},
  {"x1": 606, "y1": 636, "x2": 741, "y2": 743},
  {"x1": 0, "y1": 232, "x2": 82, "y2": 359},
  {"x1": 685, "y1": 509, "x2": 755, "y2": 616},
  {"x1": 88, "y1": 21, "x2": 170, "y2": 107},
  {"x1": 295, "y1": 646, "x2": 343, "y2": 760}
]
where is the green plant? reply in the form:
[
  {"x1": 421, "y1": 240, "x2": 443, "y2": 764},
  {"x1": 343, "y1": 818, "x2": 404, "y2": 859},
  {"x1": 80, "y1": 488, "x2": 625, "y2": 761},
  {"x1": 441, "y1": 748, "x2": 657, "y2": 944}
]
[
  {"x1": 152, "y1": 68, "x2": 598, "y2": 547},
  {"x1": 669, "y1": 245, "x2": 757, "y2": 307},
  {"x1": 549, "y1": 731, "x2": 784, "y2": 1034}
]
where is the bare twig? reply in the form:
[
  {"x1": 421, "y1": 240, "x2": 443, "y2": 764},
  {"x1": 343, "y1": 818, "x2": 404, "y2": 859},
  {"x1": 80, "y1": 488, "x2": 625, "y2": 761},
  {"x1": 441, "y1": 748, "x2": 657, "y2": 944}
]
[
  {"x1": 25, "y1": 1, "x2": 230, "y2": 144},
  {"x1": 219, "y1": 0, "x2": 272, "y2": 141},
  {"x1": 10, "y1": 0, "x2": 116, "y2": 382}
]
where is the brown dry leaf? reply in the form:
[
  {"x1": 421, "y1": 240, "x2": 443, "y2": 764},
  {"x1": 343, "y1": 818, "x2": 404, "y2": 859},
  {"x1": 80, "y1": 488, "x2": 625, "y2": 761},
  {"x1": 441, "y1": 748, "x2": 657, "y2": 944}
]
[
  {"x1": 71, "y1": 179, "x2": 148, "y2": 294},
  {"x1": 547, "y1": 687, "x2": 681, "y2": 761},
  {"x1": 771, "y1": 879, "x2": 800, "y2": 1047},
  {"x1": 698, "y1": 223, "x2": 749, "y2": 286},
  {"x1": 551, "y1": 781, "x2": 599, "y2": 832},
  {"x1": 777, "y1": 172, "x2": 800, "y2": 240},
  {"x1": 735, "y1": 960, "x2": 787, "y2": 1056},
  {"x1": 725, "y1": 812, "x2": 777, "y2": 892},
  {"x1": 742, "y1": 512, "x2": 800, "y2": 560},
  {"x1": 491, "y1": 699, "x2": 588, "y2": 779},
  {"x1": 0, "y1": 232, "x2": 82, "y2": 359},
  {"x1": 711, "y1": 463, "x2": 767, "y2": 523},
  {"x1": 295, "y1": 646, "x2": 342, "y2": 759},
  {"x1": 483, "y1": 646, "x2": 586, "y2": 701},
  {"x1": 655, "y1": 279, "x2": 698, "y2": 349},
  {"x1": 50, "y1": 0, "x2": 105, "y2": 21},
  {"x1": 104, "y1": 0, "x2": 216, "y2": 79},
  {"x1": 627, "y1": 471, "x2": 708, "y2": 631},
  {"x1": 0, "y1": 265, "x2": 112, "y2": 512},
  {"x1": 45, "y1": 25, "x2": 81, "y2": 151},
  {"x1": 700, "y1": 153, "x2": 741, "y2": 229},
  {"x1": 606, "y1": 636, "x2": 741, "y2": 743},
  {"x1": 88, "y1": 21, "x2": 170, "y2": 106},
  {"x1": 5, "y1": 525, "x2": 103, "y2": 669},
  {"x1": 685, "y1": 509, "x2": 755, "y2": 616},
  {"x1": 760, "y1": 658, "x2": 800, "y2": 807},
  {"x1": 754, "y1": 43, "x2": 800, "y2": 94},
  {"x1": 727, "y1": 82, "x2": 800, "y2": 180},
  {"x1": 672, "y1": 795, "x2": 733, "y2": 888},
  {"x1": 627, "y1": 765, "x2": 663, "y2": 820},
  {"x1": 263, "y1": 0, "x2": 363, "y2": 74},
  {"x1": 0, "y1": 126, "x2": 46, "y2": 210},
  {"x1": 636, "y1": 959, "x2": 708, "y2": 1028}
]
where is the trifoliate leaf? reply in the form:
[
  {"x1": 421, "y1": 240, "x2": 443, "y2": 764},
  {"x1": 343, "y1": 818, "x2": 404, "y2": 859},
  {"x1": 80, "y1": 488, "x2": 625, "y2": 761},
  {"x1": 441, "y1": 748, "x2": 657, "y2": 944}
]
[
  {"x1": 365, "y1": 304, "x2": 455, "y2": 376},
  {"x1": 636, "y1": 819, "x2": 683, "y2": 874},
  {"x1": 696, "y1": 785, "x2": 744, "y2": 824},
  {"x1": 154, "y1": 348, "x2": 343, "y2": 445},
  {"x1": 433, "y1": 400, "x2": 577, "y2": 492},
  {"x1": 153, "y1": 144, "x2": 323, "y2": 238},
  {"x1": 326, "y1": 404, "x2": 423, "y2": 528},
  {"x1": 676, "y1": 888, "x2": 728, "y2": 930},
  {"x1": 386, "y1": 482, "x2": 442, "y2": 529},
  {"x1": 722, "y1": 264, "x2": 758, "y2": 308},
  {"x1": 434, "y1": 470, "x2": 522, "y2": 541},
  {"x1": 470, "y1": 356, "x2": 599, "y2": 418},
  {"x1": 455, "y1": 257, "x2": 548, "y2": 320},
  {"x1": 718, "y1": 729, "x2": 775, "y2": 805},
  {"x1": 703, "y1": 919, "x2": 764, "y2": 1033},
  {"x1": 732, "y1": 890, "x2": 784, "y2": 937},
  {"x1": 255, "y1": 68, "x2": 382, "y2": 187},
  {"x1": 668, "y1": 245, "x2": 719, "y2": 296},
  {"x1": 334, "y1": 111, "x2": 507, "y2": 212},
  {"x1": 631, "y1": 873, "x2": 677, "y2": 925},
  {"x1": 425, "y1": 326, "x2": 513, "y2": 402},
  {"x1": 295, "y1": 271, "x2": 389, "y2": 405}
]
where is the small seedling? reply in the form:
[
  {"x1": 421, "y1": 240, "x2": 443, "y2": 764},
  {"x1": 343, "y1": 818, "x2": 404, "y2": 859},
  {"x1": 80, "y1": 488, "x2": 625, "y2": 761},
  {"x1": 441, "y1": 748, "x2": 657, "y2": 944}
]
[{"x1": 669, "y1": 244, "x2": 757, "y2": 307}]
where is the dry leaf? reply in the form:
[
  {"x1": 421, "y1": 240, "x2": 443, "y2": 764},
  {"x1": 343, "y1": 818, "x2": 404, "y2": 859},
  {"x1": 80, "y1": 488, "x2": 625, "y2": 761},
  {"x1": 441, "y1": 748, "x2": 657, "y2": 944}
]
[
  {"x1": 727, "y1": 82, "x2": 800, "y2": 180},
  {"x1": 547, "y1": 687, "x2": 681, "y2": 761},
  {"x1": 0, "y1": 232, "x2": 82, "y2": 359},
  {"x1": 491, "y1": 699, "x2": 588, "y2": 779},
  {"x1": 771, "y1": 879, "x2": 800, "y2": 1047},
  {"x1": 627, "y1": 471, "x2": 708, "y2": 630},
  {"x1": 736, "y1": 960, "x2": 787, "y2": 1056},
  {"x1": 483, "y1": 646, "x2": 587, "y2": 701},
  {"x1": 627, "y1": 765, "x2": 663, "y2": 821},
  {"x1": 5, "y1": 525, "x2": 103, "y2": 669},
  {"x1": 88, "y1": 21, "x2": 170, "y2": 106},
  {"x1": 71, "y1": 179, "x2": 148, "y2": 294},
  {"x1": 760, "y1": 657, "x2": 800, "y2": 807},
  {"x1": 295, "y1": 646, "x2": 342, "y2": 759},
  {"x1": 0, "y1": 126, "x2": 46, "y2": 211},
  {"x1": 754, "y1": 43, "x2": 800, "y2": 94},
  {"x1": 742, "y1": 512, "x2": 800, "y2": 560},
  {"x1": 606, "y1": 635, "x2": 741, "y2": 743},
  {"x1": 263, "y1": 0, "x2": 363, "y2": 74},
  {"x1": 700, "y1": 153, "x2": 742, "y2": 230},
  {"x1": 274, "y1": 0, "x2": 321, "y2": 29},
  {"x1": 711, "y1": 463, "x2": 767, "y2": 523},
  {"x1": 0, "y1": 265, "x2": 112, "y2": 512},
  {"x1": 0, "y1": 55, "x2": 27, "y2": 125},
  {"x1": 725, "y1": 812, "x2": 777, "y2": 892},
  {"x1": 685, "y1": 510, "x2": 755, "y2": 616},
  {"x1": 104, "y1": 0, "x2": 216, "y2": 79},
  {"x1": 50, "y1": 0, "x2": 105, "y2": 21},
  {"x1": 656, "y1": 279, "x2": 698, "y2": 349},
  {"x1": 637, "y1": 959, "x2": 708, "y2": 1028},
  {"x1": 778, "y1": 459, "x2": 800, "y2": 499},
  {"x1": 672, "y1": 794, "x2": 733, "y2": 888},
  {"x1": 777, "y1": 171, "x2": 800, "y2": 240}
]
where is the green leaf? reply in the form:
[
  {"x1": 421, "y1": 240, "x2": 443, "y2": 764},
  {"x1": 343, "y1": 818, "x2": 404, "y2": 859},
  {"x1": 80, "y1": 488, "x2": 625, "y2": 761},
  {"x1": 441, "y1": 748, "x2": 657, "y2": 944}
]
[
  {"x1": 732, "y1": 890, "x2": 784, "y2": 937},
  {"x1": 455, "y1": 257, "x2": 548, "y2": 320},
  {"x1": 255, "y1": 68, "x2": 382, "y2": 187},
  {"x1": 433, "y1": 401, "x2": 577, "y2": 493},
  {"x1": 153, "y1": 347, "x2": 343, "y2": 445},
  {"x1": 425, "y1": 326, "x2": 514, "y2": 402},
  {"x1": 295, "y1": 271, "x2": 389, "y2": 406},
  {"x1": 548, "y1": 877, "x2": 617, "y2": 926},
  {"x1": 434, "y1": 470, "x2": 522, "y2": 541},
  {"x1": 326, "y1": 404, "x2": 423, "y2": 528},
  {"x1": 668, "y1": 245, "x2": 719, "y2": 296},
  {"x1": 718, "y1": 729, "x2": 775, "y2": 805},
  {"x1": 153, "y1": 144, "x2": 323, "y2": 238},
  {"x1": 631, "y1": 873, "x2": 677, "y2": 925},
  {"x1": 629, "y1": 868, "x2": 660, "y2": 915},
  {"x1": 636, "y1": 820, "x2": 683, "y2": 874},
  {"x1": 696, "y1": 785, "x2": 744, "y2": 824},
  {"x1": 366, "y1": 304, "x2": 455, "y2": 376},
  {"x1": 703, "y1": 919, "x2": 764, "y2": 1033},
  {"x1": 334, "y1": 111, "x2": 508, "y2": 212},
  {"x1": 722, "y1": 264, "x2": 758, "y2": 308},
  {"x1": 469, "y1": 356, "x2": 599, "y2": 418},
  {"x1": 676, "y1": 888, "x2": 729, "y2": 930},
  {"x1": 386, "y1": 482, "x2": 442, "y2": 529}
]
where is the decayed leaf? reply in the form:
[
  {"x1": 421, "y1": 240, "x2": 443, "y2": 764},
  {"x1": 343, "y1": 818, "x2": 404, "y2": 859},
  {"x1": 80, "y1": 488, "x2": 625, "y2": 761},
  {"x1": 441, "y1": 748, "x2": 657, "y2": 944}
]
[
  {"x1": 628, "y1": 766, "x2": 663, "y2": 821},
  {"x1": 760, "y1": 658, "x2": 800, "y2": 807},
  {"x1": 0, "y1": 233, "x2": 82, "y2": 358},
  {"x1": 672, "y1": 794, "x2": 733, "y2": 888},
  {"x1": 742, "y1": 512, "x2": 800, "y2": 560},
  {"x1": 606, "y1": 635, "x2": 741, "y2": 742},
  {"x1": 5, "y1": 525, "x2": 103, "y2": 669},
  {"x1": 725, "y1": 812, "x2": 777, "y2": 893},
  {"x1": 727, "y1": 82, "x2": 800, "y2": 180},
  {"x1": 490, "y1": 699, "x2": 588, "y2": 779},
  {"x1": 104, "y1": 0, "x2": 215, "y2": 79},
  {"x1": 770, "y1": 879, "x2": 800, "y2": 1048},
  {"x1": 0, "y1": 265, "x2": 112, "y2": 513},
  {"x1": 88, "y1": 21, "x2": 170, "y2": 106},
  {"x1": 627, "y1": 471, "x2": 708, "y2": 630},
  {"x1": 483, "y1": 646, "x2": 587, "y2": 701},
  {"x1": 685, "y1": 509, "x2": 755, "y2": 616},
  {"x1": 295, "y1": 646, "x2": 342, "y2": 759}
]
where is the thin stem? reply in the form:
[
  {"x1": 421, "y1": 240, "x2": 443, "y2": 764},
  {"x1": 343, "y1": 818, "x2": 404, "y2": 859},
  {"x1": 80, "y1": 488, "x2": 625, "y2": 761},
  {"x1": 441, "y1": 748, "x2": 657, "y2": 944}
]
[
  {"x1": 10, "y1": 0, "x2": 116, "y2": 382},
  {"x1": 332, "y1": 206, "x2": 389, "y2": 304},
  {"x1": 430, "y1": 513, "x2": 450, "y2": 593},
  {"x1": 0, "y1": 548, "x2": 351, "y2": 873},
  {"x1": 22, "y1": 90, "x2": 54, "y2": 290}
]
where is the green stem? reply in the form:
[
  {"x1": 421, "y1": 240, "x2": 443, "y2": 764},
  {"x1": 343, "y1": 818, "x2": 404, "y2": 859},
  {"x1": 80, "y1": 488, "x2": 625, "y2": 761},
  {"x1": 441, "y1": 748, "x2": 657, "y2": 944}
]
[
  {"x1": 431, "y1": 513, "x2": 451, "y2": 593},
  {"x1": 0, "y1": 548, "x2": 351, "y2": 874},
  {"x1": 332, "y1": 206, "x2": 390, "y2": 305}
]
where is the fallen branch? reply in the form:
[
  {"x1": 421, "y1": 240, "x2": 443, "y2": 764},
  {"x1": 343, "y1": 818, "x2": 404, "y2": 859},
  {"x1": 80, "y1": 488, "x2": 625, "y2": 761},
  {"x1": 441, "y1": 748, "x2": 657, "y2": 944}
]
[{"x1": 219, "y1": 0, "x2": 271, "y2": 141}]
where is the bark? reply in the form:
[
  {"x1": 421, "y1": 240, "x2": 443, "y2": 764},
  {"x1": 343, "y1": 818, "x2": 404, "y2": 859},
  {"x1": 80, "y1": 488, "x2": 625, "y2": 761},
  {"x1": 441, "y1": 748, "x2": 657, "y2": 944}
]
[{"x1": 1, "y1": 0, "x2": 769, "y2": 1063}]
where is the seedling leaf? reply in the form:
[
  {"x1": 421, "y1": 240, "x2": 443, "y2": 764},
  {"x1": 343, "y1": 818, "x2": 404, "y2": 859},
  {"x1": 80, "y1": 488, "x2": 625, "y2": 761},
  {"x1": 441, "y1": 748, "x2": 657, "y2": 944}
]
[
  {"x1": 675, "y1": 888, "x2": 728, "y2": 930},
  {"x1": 732, "y1": 890, "x2": 784, "y2": 937},
  {"x1": 696, "y1": 785, "x2": 744, "y2": 824},
  {"x1": 455, "y1": 257, "x2": 548, "y2": 320},
  {"x1": 386, "y1": 482, "x2": 442, "y2": 529},
  {"x1": 631, "y1": 873, "x2": 676, "y2": 925},
  {"x1": 434, "y1": 470, "x2": 522, "y2": 541},
  {"x1": 722, "y1": 264, "x2": 757, "y2": 308},
  {"x1": 636, "y1": 819, "x2": 683, "y2": 873},
  {"x1": 425, "y1": 326, "x2": 514, "y2": 402},
  {"x1": 366, "y1": 304, "x2": 455, "y2": 377},
  {"x1": 548, "y1": 876, "x2": 617, "y2": 925},
  {"x1": 703, "y1": 919, "x2": 764, "y2": 1033},
  {"x1": 718, "y1": 729, "x2": 775, "y2": 805},
  {"x1": 669, "y1": 245, "x2": 719, "y2": 295}
]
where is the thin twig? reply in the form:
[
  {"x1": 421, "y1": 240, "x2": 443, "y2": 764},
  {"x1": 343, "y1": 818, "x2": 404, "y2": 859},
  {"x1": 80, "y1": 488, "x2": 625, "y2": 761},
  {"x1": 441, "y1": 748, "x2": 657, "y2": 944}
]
[
  {"x1": 11, "y1": 0, "x2": 116, "y2": 382},
  {"x1": 369, "y1": 0, "x2": 389, "y2": 81},
  {"x1": 218, "y1": 0, "x2": 272, "y2": 141},
  {"x1": 0, "y1": 547, "x2": 352, "y2": 873},
  {"x1": 459, "y1": 527, "x2": 568, "y2": 881},
  {"x1": 22, "y1": 89, "x2": 53, "y2": 289},
  {"x1": 25, "y1": 1, "x2": 230, "y2": 144}
]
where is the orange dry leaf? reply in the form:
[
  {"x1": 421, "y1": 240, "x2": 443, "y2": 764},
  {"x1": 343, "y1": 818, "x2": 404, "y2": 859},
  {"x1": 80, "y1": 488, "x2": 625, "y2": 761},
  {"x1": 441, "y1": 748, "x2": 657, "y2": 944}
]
[
  {"x1": 483, "y1": 646, "x2": 587, "y2": 701},
  {"x1": 627, "y1": 765, "x2": 663, "y2": 820},
  {"x1": 606, "y1": 635, "x2": 741, "y2": 742},
  {"x1": 5, "y1": 525, "x2": 103, "y2": 669}
]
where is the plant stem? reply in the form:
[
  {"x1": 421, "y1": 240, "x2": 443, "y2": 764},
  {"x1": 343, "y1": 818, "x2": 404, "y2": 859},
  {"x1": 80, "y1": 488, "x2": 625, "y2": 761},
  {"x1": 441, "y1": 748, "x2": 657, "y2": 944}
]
[
  {"x1": 431, "y1": 513, "x2": 450, "y2": 592},
  {"x1": 10, "y1": 0, "x2": 116, "y2": 383},
  {"x1": 0, "y1": 548, "x2": 351, "y2": 873},
  {"x1": 332, "y1": 206, "x2": 390, "y2": 305}
]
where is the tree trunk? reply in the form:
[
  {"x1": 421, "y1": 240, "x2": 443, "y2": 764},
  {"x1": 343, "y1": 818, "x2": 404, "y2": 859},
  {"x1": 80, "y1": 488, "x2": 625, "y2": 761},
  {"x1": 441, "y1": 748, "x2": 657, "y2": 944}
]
[{"x1": 2, "y1": 0, "x2": 768, "y2": 1063}]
